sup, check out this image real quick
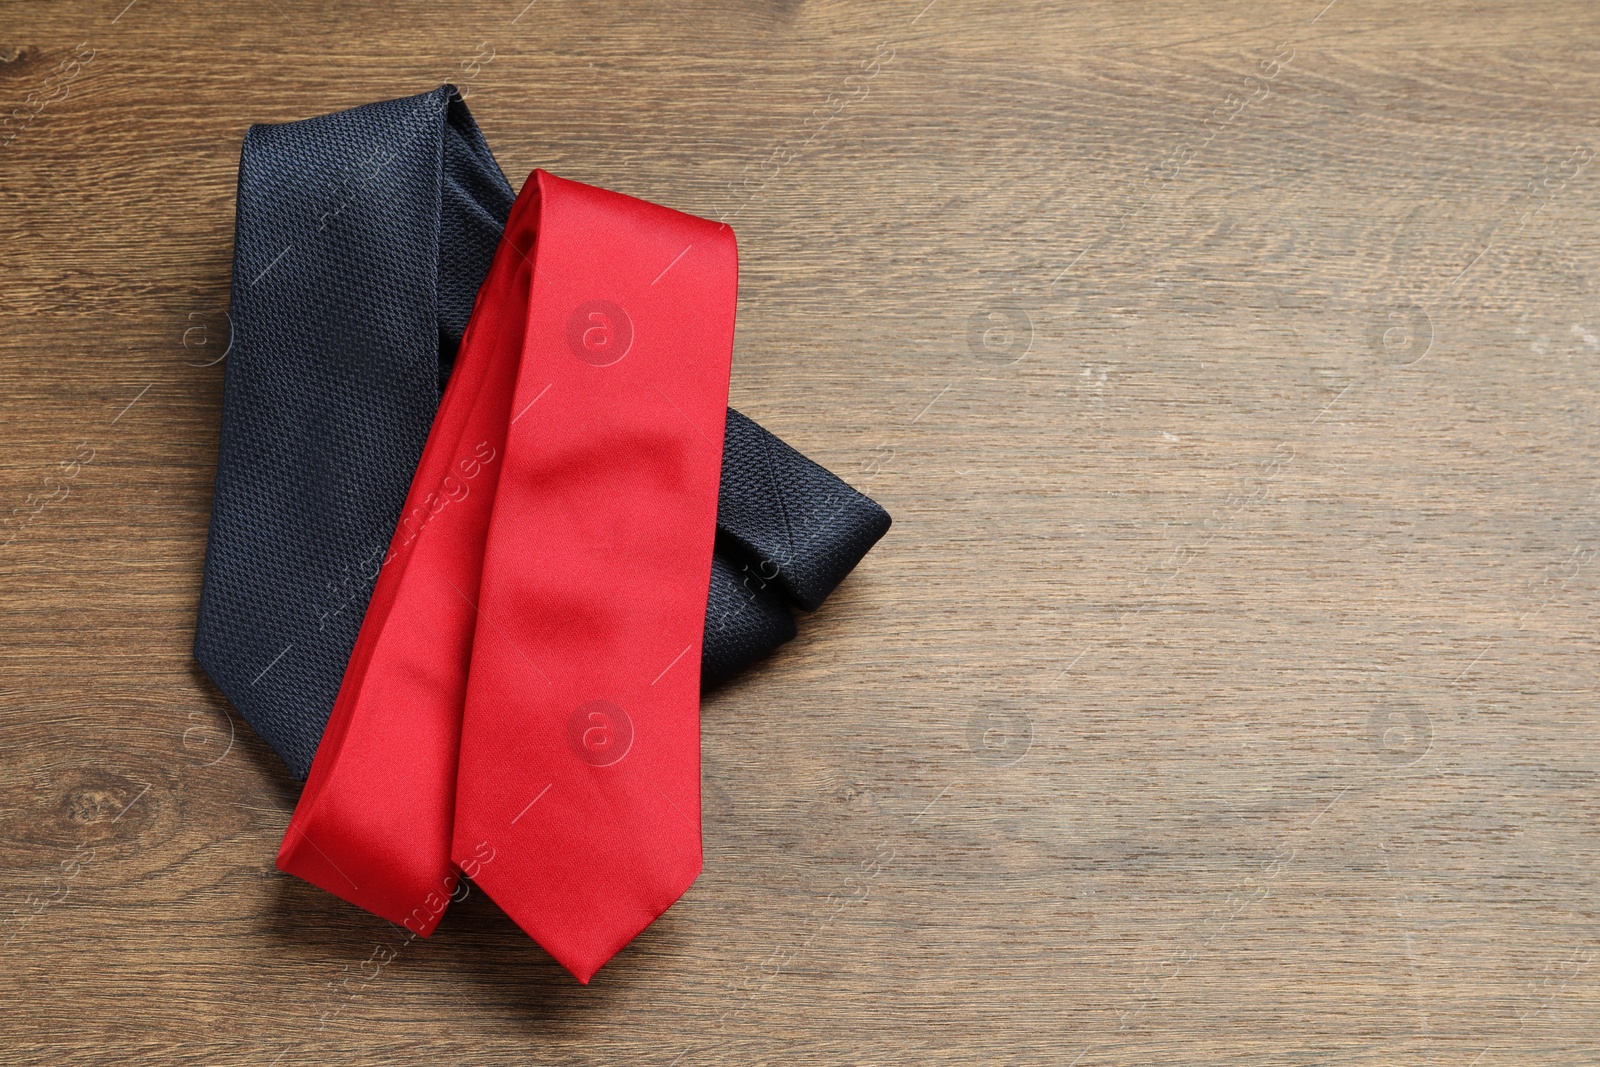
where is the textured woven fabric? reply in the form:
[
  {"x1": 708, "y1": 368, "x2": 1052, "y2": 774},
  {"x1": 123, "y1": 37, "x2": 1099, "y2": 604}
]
[
  {"x1": 718, "y1": 410, "x2": 893, "y2": 612},
  {"x1": 195, "y1": 88, "x2": 504, "y2": 779},
  {"x1": 702, "y1": 553, "x2": 799, "y2": 686},
  {"x1": 195, "y1": 86, "x2": 890, "y2": 780}
]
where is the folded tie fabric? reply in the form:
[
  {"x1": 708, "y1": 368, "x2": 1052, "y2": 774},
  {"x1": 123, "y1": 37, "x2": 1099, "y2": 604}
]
[
  {"x1": 194, "y1": 86, "x2": 890, "y2": 981},
  {"x1": 194, "y1": 85, "x2": 890, "y2": 782},
  {"x1": 282, "y1": 168, "x2": 736, "y2": 981}
]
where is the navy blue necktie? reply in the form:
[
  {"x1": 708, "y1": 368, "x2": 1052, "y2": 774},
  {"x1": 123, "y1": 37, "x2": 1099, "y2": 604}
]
[{"x1": 194, "y1": 86, "x2": 890, "y2": 779}]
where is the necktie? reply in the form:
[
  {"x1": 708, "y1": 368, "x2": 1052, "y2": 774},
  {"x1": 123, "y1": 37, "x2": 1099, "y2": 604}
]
[
  {"x1": 283, "y1": 169, "x2": 734, "y2": 981},
  {"x1": 195, "y1": 86, "x2": 890, "y2": 781}
]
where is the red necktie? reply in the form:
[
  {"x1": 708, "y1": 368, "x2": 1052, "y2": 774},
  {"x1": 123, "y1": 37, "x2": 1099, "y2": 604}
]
[{"x1": 277, "y1": 169, "x2": 735, "y2": 983}]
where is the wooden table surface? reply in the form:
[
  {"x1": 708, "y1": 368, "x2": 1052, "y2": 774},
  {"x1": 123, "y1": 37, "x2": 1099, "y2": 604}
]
[{"x1": 3, "y1": 1, "x2": 1598, "y2": 1063}]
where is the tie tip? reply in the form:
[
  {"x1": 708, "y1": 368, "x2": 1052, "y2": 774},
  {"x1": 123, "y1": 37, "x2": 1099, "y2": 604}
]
[{"x1": 552, "y1": 948, "x2": 603, "y2": 984}]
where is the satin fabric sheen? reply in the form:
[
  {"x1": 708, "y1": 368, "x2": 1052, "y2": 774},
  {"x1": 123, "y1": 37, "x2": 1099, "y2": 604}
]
[{"x1": 279, "y1": 171, "x2": 733, "y2": 983}]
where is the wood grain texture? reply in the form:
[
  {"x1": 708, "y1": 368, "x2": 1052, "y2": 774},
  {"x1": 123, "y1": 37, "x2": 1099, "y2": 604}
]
[{"x1": 2, "y1": 0, "x2": 1598, "y2": 1063}]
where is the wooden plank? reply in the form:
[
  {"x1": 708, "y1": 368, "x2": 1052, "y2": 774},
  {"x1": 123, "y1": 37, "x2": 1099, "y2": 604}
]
[{"x1": 1, "y1": 1, "x2": 1596, "y2": 1063}]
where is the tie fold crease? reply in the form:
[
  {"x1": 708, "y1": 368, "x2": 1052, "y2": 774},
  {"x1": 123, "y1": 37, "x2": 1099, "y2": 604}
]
[{"x1": 195, "y1": 86, "x2": 891, "y2": 980}]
